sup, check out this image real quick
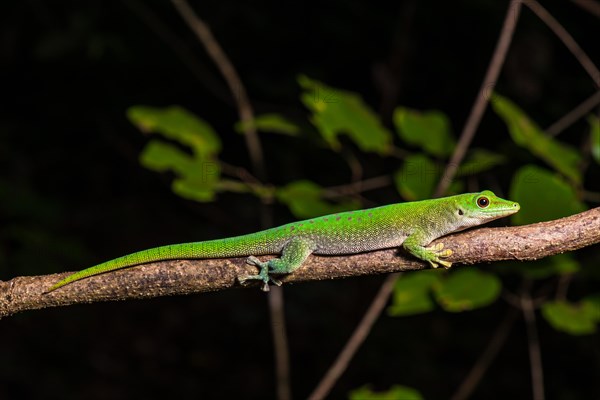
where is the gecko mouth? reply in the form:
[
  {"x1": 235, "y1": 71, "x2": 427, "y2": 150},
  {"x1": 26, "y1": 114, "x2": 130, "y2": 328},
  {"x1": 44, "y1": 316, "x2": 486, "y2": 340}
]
[{"x1": 485, "y1": 203, "x2": 520, "y2": 217}]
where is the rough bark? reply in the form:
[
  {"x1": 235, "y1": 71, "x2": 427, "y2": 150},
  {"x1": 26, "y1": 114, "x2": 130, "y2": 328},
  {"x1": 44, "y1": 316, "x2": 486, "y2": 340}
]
[{"x1": 1, "y1": 208, "x2": 598, "y2": 319}]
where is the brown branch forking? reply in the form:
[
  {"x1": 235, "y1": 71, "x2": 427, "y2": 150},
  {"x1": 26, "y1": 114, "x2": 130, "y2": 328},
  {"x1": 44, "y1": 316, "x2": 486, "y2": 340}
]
[{"x1": 0, "y1": 208, "x2": 598, "y2": 319}]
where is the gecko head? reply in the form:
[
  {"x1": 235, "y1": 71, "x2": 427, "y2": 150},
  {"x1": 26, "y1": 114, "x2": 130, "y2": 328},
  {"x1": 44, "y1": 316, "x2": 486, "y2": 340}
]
[{"x1": 455, "y1": 190, "x2": 520, "y2": 225}]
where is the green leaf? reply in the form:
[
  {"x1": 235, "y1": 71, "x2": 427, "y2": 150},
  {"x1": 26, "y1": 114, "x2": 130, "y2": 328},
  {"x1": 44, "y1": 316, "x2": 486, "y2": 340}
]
[
  {"x1": 298, "y1": 75, "x2": 392, "y2": 154},
  {"x1": 582, "y1": 294, "x2": 600, "y2": 321},
  {"x1": 129, "y1": 106, "x2": 222, "y2": 202},
  {"x1": 394, "y1": 154, "x2": 439, "y2": 201},
  {"x1": 456, "y1": 149, "x2": 506, "y2": 177},
  {"x1": 388, "y1": 270, "x2": 443, "y2": 316},
  {"x1": 589, "y1": 115, "x2": 600, "y2": 164},
  {"x1": 349, "y1": 385, "x2": 424, "y2": 400},
  {"x1": 275, "y1": 180, "x2": 360, "y2": 219},
  {"x1": 522, "y1": 254, "x2": 580, "y2": 279},
  {"x1": 235, "y1": 113, "x2": 300, "y2": 136},
  {"x1": 509, "y1": 165, "x2": 586, "y2": 225},
  {"x1": 127, "y1": 105, "x2": 221, "y2": 158},
  {"x1": 433, "y1": 269, "x2": 501, "y2": 312},
  {"x1": 140, "y1": 140, "x2": 220, "y2": 202},
  {"x1": 490, "y1": 94, "x2": 582, "y2": 184},
  {"x1": 393, "y1": 107, "x2": 455, "y2": 157},
  {"x1": 541, "y1": 300, "x2": 600, "y2": 335},
  {"x1": 140, "y1": 140, "x2": 192, "y2": 174},
  {"x1": 172, "y1": 175, "x2": 218, "y2": 202},
  {"x1": 447, "y1": 180, "x2": 465, "y2": 196}
]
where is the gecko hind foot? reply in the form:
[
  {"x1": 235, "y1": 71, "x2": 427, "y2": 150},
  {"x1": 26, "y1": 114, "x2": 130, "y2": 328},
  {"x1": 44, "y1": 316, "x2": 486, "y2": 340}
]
[{"x1": 239, "y1": 256, "x2": 282, "y2": 291}]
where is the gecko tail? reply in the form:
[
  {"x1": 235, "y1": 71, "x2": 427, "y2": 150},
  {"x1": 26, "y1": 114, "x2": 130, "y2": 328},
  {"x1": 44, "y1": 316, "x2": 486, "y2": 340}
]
[
  {"x1": 44, "y1": 232, "x2": 278, "y2": 293},
  {"x1": 43, "y1": 245, "x2": 185, "y2": 294},
  {"x1": 44, "y1": 258, "x2": 138, "y2": 293}
]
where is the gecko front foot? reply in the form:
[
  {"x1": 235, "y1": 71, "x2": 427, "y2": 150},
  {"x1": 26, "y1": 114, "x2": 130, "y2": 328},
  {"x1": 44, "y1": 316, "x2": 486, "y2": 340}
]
[
  {"x1": 425, "y1": 243, "x2": 453, "y2": 269},
  {"x1": 238, "y1": 256, "x2": 282, "y2": 291}
]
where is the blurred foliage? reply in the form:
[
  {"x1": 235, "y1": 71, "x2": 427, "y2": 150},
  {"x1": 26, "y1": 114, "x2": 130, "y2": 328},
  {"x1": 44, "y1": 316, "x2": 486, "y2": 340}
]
[
  {"x1": 298, "y1": 75, "x2": 393, "y2": 154},
  {"x1": 491, "y1": 94, "x2": 582, "y2": 184},
  {"x1": 393, "y1": 107, "x2": 455, "y2": 157},
  {"x1": 126, "y1": 82, "x2": 599, "y2": 344},
  {"x1": 520, "y1": 254, "x2": 580, "y2": 280},
  {"x1": 349, "y1": 385, "x2": 423, "y2": 400},
  {"x1": 388, "y1": 268, "x2": 501, "y2": 315},
  {"x1": 2, "y1": 2, "x2": 599, "y2": 399},
  {"x1": 509, "y1": 165, "x2": 586, "y2": 225},
  {"x1": 129, "y1": 106, "x2": 222, "y2": 201},
  {"x1": 275, "y1": 180, "x2": 360, "y2": 219},
  {"x1": 388, "y1": 270, "x2": 442, "y2": 316},
  {"x1": 590, "y1": 115, "x2": 600, "y2": 164},
  {"x1": 128, "y1": 105, "x2": 222, "y2": 157},
  {"x1": 456, "y1": 149, "x2": 506, "y2": 177},
  {"x1": 541, "y1": 295, "x2": 600, "y2": 335},
  {"x1": 235, "y1": 113, "x2": 301, "y2": 136},
  {"x1": 432, "y1": 269, "x2": 501, "y2": 312},
  {"x1": 394, "y1": 154, "x2": 439, "y2": 201}
]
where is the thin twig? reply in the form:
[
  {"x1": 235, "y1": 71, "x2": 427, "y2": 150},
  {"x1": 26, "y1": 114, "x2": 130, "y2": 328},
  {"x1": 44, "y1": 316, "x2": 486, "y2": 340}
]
[
  {"x1": 525, "y1": 0, "x2": 600, "y2": 88},
  {"x1": 434, "y1": 0, "x2": 522, "y2": 197},
  {"x1": 502, "y1": 290, "x2": 522, "y2": 309},
  {"x1": 265, "y1": 206, "x2": 292, "y2": 400},
  {"x1": 450, "y1": 308, "x2": 519, "y2": 400},
  {"x1": 170, "y1": 2, "x2": 289, "y2": 399},
  {"x1": 122, "y1": 0, "x2": 231, "y2": 104},
  {"x1": 546, "y1": 91, "x2": 600, "y2": 136},
  {"x1": 220, "y1": 161, "x2": 264, "y2": 186},
  {"x1": 171, "y1": 0, "x2": 266, "y2": 179},
  {"x1": 309, "y1": 3, "x2": 523, "y2": 395},
  {"x1": 520, "y1": 287, "x2": 545, "y2": 400},
  {"x1": 555, "y1": 274, "x2": 572, "y2": 301},
  {"x1": 583, "y1": 190, "x2": 600, "y2": 203},
  {"x1": 306, "y1": 273, "x2": 400, "y2": 400},
  {"x1": 269, "y1": 286, "x2": 292, "y2": 400},
  {"x1": 571, "y1": 0, "x2": 600, "y2": 18},
  {"x1": 322, "y1": 175, "x2": 393, "y2": 198},
  {"x1": 342, "y1": 149, "x2": 364, "y2": 184}
]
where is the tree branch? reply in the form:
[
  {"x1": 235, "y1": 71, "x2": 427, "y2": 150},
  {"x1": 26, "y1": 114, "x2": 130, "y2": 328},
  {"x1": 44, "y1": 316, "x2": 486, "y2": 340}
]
[
  {"x1": 169, "y1": 4, "x2": 293, "y2": 400},
  {"x1": 525, "y1": 0, "x2": 600, "y2": 89},
  {"x1": 322, "y1": 3, "x2": 524, "y2": 395},
  {"x1": 1, "y1": 208, "x2": 598, "y2": 319},
  {"x1": 571, "y1": 0, "x2": 600, "y2": 19},
  {"x1": 307, "y1": 273, "x2": 400, "y2": 400},
  {"x1": 450, "y1": 307, "x2": 519, "y2": 400},
  {"x1": 520, "y1": 283, "x2": 546, "y2": 400},
  {"x1": 434, "y1": 0, "x2": 522, "y2": 197},
  {"x1": 171, "y1": 0, "x2": 266, "y2": 179},
  {"x1": 545, "y1": 90, "x2": 600, "y2": 136}
]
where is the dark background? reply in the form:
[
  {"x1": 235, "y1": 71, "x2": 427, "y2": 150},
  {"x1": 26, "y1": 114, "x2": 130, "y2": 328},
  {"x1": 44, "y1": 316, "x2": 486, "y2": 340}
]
[{"x1": 1, "y1": 1, "x2": 599, "y2": 399}]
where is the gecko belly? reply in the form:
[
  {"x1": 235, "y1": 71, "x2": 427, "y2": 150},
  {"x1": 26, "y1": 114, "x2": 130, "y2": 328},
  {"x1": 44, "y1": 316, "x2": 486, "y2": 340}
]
[{"x1": 310, "y1": 231, "x2": 408, "y2": 255}]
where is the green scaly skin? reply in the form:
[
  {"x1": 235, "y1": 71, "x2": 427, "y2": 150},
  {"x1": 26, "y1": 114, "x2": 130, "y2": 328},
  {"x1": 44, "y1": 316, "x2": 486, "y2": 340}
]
[{"x1": 46, "y1": 190, "x2": 519, "y2": 292}]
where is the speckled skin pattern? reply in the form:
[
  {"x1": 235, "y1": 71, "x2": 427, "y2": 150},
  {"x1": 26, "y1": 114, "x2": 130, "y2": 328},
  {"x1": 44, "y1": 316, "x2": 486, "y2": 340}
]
[{"x1": 46, "y1": 191, "x2": 519, "y2": 292}]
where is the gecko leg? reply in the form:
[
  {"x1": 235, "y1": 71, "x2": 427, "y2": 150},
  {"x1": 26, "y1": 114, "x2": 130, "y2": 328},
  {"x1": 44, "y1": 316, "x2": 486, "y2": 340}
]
[
  {"x1": 239, "y1": 238, "x2": 315, "y2": 291},
  {"x1": 403, "y1": 233, "x2": 453, "y2": 269},
  {"x1": 425, "y1": 243, "x2": 453, "y2": 268}
]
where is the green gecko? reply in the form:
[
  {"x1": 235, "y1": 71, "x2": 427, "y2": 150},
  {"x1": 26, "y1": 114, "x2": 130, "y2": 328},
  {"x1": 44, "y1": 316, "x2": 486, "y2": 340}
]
[{"x1": 46, "y1": 190, "x2": 519, "y2": 293}]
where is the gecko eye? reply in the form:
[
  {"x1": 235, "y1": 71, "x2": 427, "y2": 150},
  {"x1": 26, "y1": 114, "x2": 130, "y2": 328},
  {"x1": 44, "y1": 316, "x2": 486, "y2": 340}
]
[{"x1": 477, "y1": 196, "x2": 489, "y2": 208}]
